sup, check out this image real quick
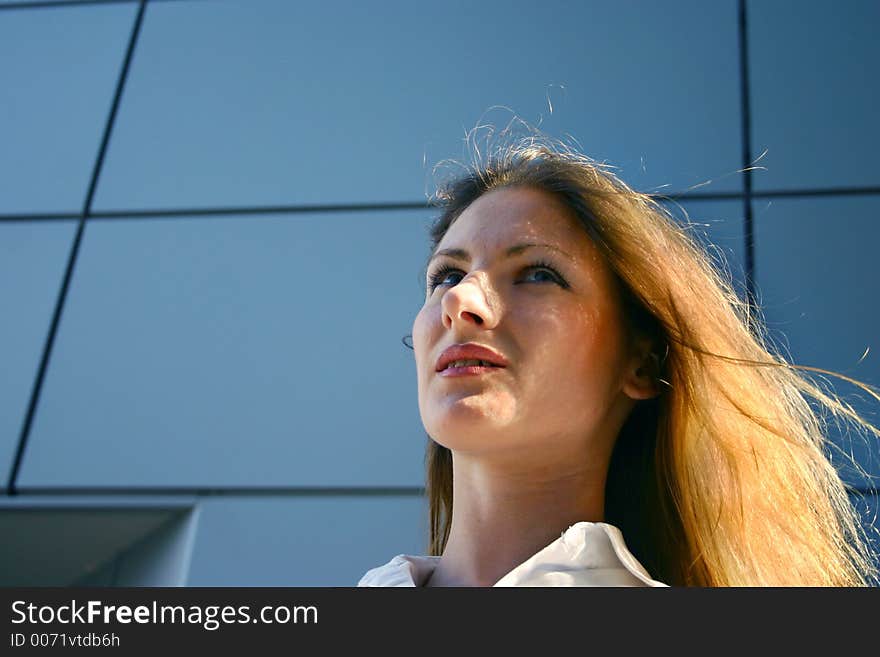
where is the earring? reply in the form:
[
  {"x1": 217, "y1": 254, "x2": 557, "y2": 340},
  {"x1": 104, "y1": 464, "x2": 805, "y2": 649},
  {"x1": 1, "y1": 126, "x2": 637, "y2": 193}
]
[
  {"x1": 657, "y1": 342, "x2": 669, "y2": 366},
  {"x1": 651, "y1": 343, "x2": 671, "y2": 390}
]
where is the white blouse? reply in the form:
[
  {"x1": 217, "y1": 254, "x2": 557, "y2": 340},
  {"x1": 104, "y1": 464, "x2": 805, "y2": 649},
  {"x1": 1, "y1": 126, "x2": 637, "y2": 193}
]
[{"x1": 358, "y1": 521, "x2": 669, "y2": 587}]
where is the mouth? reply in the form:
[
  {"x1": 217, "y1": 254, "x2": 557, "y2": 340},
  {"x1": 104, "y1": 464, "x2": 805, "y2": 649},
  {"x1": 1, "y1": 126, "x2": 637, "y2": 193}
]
[
  {"x1": 435, "y1": 343, "x2": 509, "y2": 373},
  {"x1": 439, "y1": 361, "x2": 504, "y2": 377}
]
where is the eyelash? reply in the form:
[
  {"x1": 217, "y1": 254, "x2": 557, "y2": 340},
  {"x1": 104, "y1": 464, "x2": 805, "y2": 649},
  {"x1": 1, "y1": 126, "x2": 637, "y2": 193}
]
[{"x1": 426, "y1": 260, "x2": 569, "y2": 292}]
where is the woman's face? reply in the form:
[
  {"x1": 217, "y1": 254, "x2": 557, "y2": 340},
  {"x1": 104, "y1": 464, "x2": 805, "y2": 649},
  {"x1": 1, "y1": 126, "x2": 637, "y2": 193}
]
[{"x1": 412, "y1": 186, "x2": 655, "y2": 463}]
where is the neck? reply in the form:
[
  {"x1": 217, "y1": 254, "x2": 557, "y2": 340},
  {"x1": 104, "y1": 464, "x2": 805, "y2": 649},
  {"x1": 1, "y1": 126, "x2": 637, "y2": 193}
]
[{"x1": 425, "y1": 449, "x2": 609, "y2": 587}]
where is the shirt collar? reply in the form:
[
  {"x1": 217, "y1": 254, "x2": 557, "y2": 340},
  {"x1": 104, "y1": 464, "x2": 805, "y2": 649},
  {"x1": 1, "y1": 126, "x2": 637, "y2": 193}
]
[{"x1": 358, "y1": 521, "x2": 668, "y2": 587}]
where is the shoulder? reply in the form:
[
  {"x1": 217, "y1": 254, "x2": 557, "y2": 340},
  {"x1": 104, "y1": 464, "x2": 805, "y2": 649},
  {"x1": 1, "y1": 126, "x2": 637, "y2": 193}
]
[
  {"x1": 357, "y1": 554, "x2": 441, "y2": 587},
  {"x1": 596, "y1": 523, "x2": 669, "y2": 587}
]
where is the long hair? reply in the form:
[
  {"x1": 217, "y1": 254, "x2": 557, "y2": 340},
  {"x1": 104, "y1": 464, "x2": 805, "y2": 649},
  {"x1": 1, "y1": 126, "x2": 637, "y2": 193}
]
[{"x1": 421, "y1": 129, "x2": 880, "y2": 586}]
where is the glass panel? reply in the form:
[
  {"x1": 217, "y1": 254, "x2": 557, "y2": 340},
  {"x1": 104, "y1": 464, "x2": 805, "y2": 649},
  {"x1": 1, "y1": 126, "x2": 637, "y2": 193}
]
[
  {"x1": 20, "y1": 210, "x2": 433, "y2": 487},
  {"x1": 0, "y1": 1, "x2": 88, "y2": 4},
  {"x1": 754, "y1": 196, "x2": 880, "y2": 488},
  {"x1": 94, "y1": 0, "x2": 742, "y2": 210},
  {"x1": 749, "y1": 0, "x2": 880, "y2": 190},
  {"x1": 0, "y1": 220, "x2": 77, "y2": 485},
  {"x1": 0, "y1": 3, "x2": 137, "y2": 213},
  {"x1": 18, "y1": 202, "x2": 750, "y2": 489}
]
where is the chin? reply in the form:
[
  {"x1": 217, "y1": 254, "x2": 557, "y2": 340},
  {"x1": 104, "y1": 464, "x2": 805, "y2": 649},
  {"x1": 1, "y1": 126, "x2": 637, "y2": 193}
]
[{"x1": 422, "y1": 396, "x2": 517, "y2": 450}]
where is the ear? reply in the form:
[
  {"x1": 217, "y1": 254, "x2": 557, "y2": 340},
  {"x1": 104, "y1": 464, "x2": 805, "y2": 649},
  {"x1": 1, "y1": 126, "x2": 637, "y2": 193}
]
[{"x1": 621, "y1": 336, "x2": 663, "y2": 401}]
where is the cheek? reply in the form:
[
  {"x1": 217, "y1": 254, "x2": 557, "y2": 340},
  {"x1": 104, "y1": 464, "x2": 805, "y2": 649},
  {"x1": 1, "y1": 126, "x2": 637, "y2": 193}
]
[
  {"x1": 574, "y1": 310, "x2": 630, "y2": 406},
  {"x1": 412, "y1": 303, "x2": 437, "y2": 378},
  {"x1": 526, "y1": 304, "x2": 625, "y2": 403}
]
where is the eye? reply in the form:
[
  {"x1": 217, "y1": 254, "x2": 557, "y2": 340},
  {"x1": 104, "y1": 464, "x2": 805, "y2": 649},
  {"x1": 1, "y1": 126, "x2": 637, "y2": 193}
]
[
  {"x1": 427, "y1": 264, "x2": 464, "y2": 292},
  {"x1": 427, "y1": 260, "x2": 568, "y2": 293},
  {"x1": 520, "y1": 261, "x2": 569, "y2": 288}
]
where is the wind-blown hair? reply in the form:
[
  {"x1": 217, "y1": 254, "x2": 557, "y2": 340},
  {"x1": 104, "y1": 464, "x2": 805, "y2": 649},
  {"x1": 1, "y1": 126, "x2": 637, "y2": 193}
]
[{"x1": 422, "y1": 129, "x2": 880, "y2": 586}]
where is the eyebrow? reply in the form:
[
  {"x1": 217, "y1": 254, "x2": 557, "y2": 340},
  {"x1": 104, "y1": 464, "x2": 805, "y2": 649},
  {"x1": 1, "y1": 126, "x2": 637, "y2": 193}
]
[{"x1": 427, "y1": 242, "x2": 575, "y2": 267}]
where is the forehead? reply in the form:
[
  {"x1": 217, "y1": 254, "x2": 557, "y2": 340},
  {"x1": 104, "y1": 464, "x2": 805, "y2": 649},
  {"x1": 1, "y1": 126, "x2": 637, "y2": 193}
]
[{"x1": 438, "y1": 186, "x2": 594, "y2": 257}]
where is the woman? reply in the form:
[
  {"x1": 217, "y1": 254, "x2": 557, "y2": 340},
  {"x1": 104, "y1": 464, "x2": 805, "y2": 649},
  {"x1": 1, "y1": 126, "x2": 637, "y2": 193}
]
[{"x1": 359, "y1": 132, "x2": 880, "y2": 587}]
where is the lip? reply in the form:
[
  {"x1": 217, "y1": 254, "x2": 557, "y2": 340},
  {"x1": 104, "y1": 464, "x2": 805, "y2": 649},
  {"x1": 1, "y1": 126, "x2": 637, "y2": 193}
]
[{"x1": 435, "y1": 343, "x2": 509, "y2": 373}]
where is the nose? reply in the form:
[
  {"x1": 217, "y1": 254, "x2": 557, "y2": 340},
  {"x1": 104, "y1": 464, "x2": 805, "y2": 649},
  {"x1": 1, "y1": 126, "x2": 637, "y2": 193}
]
[{"x1": 440, "y1": 274, "x2": 499, "y2": 331}]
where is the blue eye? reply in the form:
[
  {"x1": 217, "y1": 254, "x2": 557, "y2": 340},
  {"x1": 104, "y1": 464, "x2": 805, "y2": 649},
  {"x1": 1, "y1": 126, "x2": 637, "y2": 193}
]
[
  {"x1": 427, "y1": 264, "x2": 463, "y2": 291},
  {"x1": 523, "y1": 267, "x2": 558, "y2": 283},
  {"x1": 527, "y1": 262, "x2": 568, "y2": 289},
  {"x1": 426, "y1": 261, "x2": 568, "y2": 292}
]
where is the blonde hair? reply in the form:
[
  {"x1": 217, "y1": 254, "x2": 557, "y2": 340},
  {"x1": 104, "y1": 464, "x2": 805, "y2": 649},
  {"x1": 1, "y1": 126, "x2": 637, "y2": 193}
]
[{"x1": 422, "y1": 126, "x2": 880, "y2": 586}]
